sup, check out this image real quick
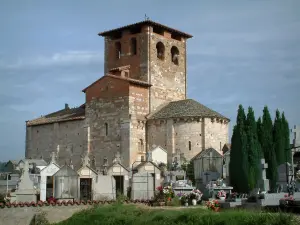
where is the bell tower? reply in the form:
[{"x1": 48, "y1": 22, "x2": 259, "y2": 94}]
[{"x1": 99, "y1": 20, "x2": 192, "y2": 112}]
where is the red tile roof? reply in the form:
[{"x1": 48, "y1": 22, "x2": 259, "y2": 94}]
[
  {"x1": 98, "y1": 19, "x2": 193, "y2": 38},
  {"x1": 26, "y1": 104, "x2": 85, "y2": 126}
]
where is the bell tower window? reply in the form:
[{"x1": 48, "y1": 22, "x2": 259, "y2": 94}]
[
  {"x1": 171, "y1": 46, "x2": 179, "y2": 65},
  {"x1": 156, "y1": 42, "x2": 165, "y2": 60},
  {"x1": 115, "y1": 42, "x2": 121, "y2": 59},
  {"x1": 105, "y1": 123, "x2": 108, "y2": 136},
  {"x1": 130, "y1": 38, "x2": 137, "y2": 55}
]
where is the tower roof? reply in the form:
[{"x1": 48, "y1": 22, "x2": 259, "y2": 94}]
[
  {"x1": 98, "y1": 19, "x2": 193, "y2": 38},
  {"x1": 147, "y1": 99, "x2": 230, "y2": 121}
]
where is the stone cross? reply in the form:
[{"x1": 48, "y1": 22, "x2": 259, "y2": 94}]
[
  {"x1": 113, "y1": 151, "x2": 121, "y2": 164},
  {"x1": 260, "y1": 158, "x2": 268, "y2": 179},
  {"x1": 291, "y1": 125, "x2": 300, "y2": 147},
  {"x1": 50, "y1": 151, "x2": 57, "y2": 163},
  {"x1": 82, "y1": 153, "x2": 90, "y2": 167},
  {"x1": 24, "y1": 159, "x2": 30, "y2": 174},
  {"x1": 146, "y1": 151, "x2": 152, "y2": 162},
  {"x1": 259, "y1": 158, "x2": 270, "y2": 192},
  {"x1": 102, "y1": 157, "x2": 108, "y2": 175}
]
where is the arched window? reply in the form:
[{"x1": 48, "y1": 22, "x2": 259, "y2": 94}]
[
  {"x1": 171, "y1": 46, "x2": 179, "y2": 65},
  {"x1": 130, "y1": 38, "x2": 137, "y2": 55},
  {"x1": 105, "y1": 123, "x2": 108, "y2": 136},
  {"x1": 115, "y1": 42, "x2": 121, "y2": 59},
  {"x1": 156, "y1": 42, "x2": 165, "y2": 60},
  {"x1": 138, "y1": 139, "x2": 144, "y2": 152},
  {"x1": 188, "y1": 141, "x2": 192, "y2": 151}
]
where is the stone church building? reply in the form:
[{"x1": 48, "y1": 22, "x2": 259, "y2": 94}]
[{"x1": 25, "y1": 20, "x2": 230, "y2": 170}]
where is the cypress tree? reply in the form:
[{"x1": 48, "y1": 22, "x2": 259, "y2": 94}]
[
  {"x1": 246, "y1": 107, "x2": 260, "y2": 190},
  {"x1": 282, "y1": 112, "x2": 291, "y2": 163},
  {"x1": 261, "y1": 106, "x2": 278, "y2": 191},
  {"x1": 273, "y1": 110, "x2": 285, "y2": 165},
  {"x1": 257, "y1": 117, "x2": 263, "y2": 158},
  {"x1": 229, "y1": 105, "x2": 249, "y2": 193}
]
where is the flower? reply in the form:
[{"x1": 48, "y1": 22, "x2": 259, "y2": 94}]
[
  {"x1": 217, "y1": 190, "x2": 226, "y2": 198},
  {"x1": 206, "y1": 200, "x2": 220, "y2": 211}
]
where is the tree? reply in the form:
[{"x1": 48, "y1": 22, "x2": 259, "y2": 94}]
[
  {"x1": 257, "y1": 117, "x2": 263, "y2": 159},
  {"x1": 261, "y1": 106, "x2": 277, "y2": 191},
  {"x1": 282, "y1": 112, "x2": 291, "y2": 163},
  {"x1": 273, "y1": 110, "x2": 285, "y2": 165},
  {"x1": 246, "y1": 107, "x2": 260, "y2": 190},
  {"x1": 229, "y1": 105, "x2": 249, "y2": 193}
]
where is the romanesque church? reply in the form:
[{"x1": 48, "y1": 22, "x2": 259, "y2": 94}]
[{"x1": 25, "y1": 20, "x2": 230, "y2": 170}]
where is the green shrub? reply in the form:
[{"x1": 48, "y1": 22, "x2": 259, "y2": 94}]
[{"x1": 53, "y1": 204, "x2": 297, "y2": 225}]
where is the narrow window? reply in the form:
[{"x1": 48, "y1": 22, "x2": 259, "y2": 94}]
[
  {"x1": 138, "y1": 139, "x2": 144, "y2": 152},
  {"x1": 171, "y1": 46, "x2": 179, "y2": 65},
  {"x1": 130, "y1": 38, "x2": 137, "y2": 55},
  {"x1": 188, "y1": 141, "x2": 191, "y2": 151},
  {"x1": 105, "y1": 123, "x2": 108, "y2": 136},
  {"x1": 115, "y1": 42, "x2": 121, "y2": 59},
  {"x1": 141, "y1": 155, "x2": 145, "y2": 162},
  {"x1": 156, "y1": 42, "x2": 165, "y2": 60}
]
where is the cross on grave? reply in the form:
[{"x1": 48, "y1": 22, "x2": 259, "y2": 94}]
[
  {"x1": 260, "y1": 158, "x2": 268, "y2": 179},
  {"x1": 113, "y1": 151, "x2": 121, "y2": 164},
  {"x1": 50, "y1": 151, "x2": 57, "y2": 163},
  {"x1": 82, "y1": 153, "x2": 90, "y2": 167},
  {"x1": 24, "y1": 159, "x2": 30, "y2": 174},
  {"x1": 102, "y1": 157, "x2": 108, "y2": 175},
  {"x1": 291, "y1": 125, "x2": 300, "y2": 147}
]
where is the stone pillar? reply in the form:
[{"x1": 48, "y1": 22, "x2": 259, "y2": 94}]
[
  {"x1": 166, "y1": 119, "x2": 175, "y2": 164},
  {"x1": 120, "y1": 119, "x2": 131, "y2": 168}
]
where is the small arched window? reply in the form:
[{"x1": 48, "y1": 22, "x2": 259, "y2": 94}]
[
  {"x1": 171, "y1": 46, "x2": 179, "y2": 65},
  {"x1": 156, "y1": 42, "x2": 165, "y2": 60},
  {"x1": 115, "y1": 42, "x2": 121, "y2": 59},
  {"x1": 188, "y1": 141, "x2": 192, "y2": 151},
  {"x1": 130, "y1": 38, "x2": 137, "y2": 55},
  {"x1": 138, "y1": 139, "x2": 144, "y2": 152},
  {"x1": 105, "y1": 123, "x2": 108, "y2": 136}
]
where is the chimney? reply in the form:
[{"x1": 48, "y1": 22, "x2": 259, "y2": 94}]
[{"x1": 65, "y1": 103, "x2": 69, "y2": 109}]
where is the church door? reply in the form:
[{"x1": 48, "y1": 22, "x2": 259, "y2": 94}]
[{"x1": 80, "y1": 178, "x2": 92, "y2": 201}]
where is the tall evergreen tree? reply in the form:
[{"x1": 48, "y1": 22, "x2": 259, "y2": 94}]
[
  {"x1": 273, "y1": 110, "x2": 285, "y2": 165},
  {"x1": 246, "y1": 107, "x2": 260, "y2": 190},
  {"x1": 229, "y1": 105, "x2": 249, "y2": 193},
  {"x1": 282, "y1": 112, "x2": 291, "y2": 163},
  {"x1": 257, "y1": 117, "x2": 263, "y2": 159},
  {"x1": 261, "y1": 106, "x2": 278, "y2": 191}
]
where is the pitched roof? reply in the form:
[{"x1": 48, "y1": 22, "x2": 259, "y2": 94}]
[
  {"x1": 148, "y1": 99, "x2": 229, "y2": 121},
  {"x1": 98, "y1": 19, "x2": 193, "y2": 38},
  {"x1": 19, "y1": 159, "x2": 48, "y2": 167},
  {"x1": 26, "y1": 104, "x2": 85, "y2": 126},
  {"x1": 190, "y1": 148, "x2": 223, "y2": 161},
  {"x1": 82, "y1": 74, "x2": 151, "y2": 92}
]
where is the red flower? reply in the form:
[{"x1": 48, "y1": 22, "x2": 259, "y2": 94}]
[{"x1": 156, "y1": 186, "x2": 163, "y2": 191}]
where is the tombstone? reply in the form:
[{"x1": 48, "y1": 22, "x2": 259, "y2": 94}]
[
  {"x1": 16, "y1": 160, "x2": 37, "y2": 202},
  {"x1": 172, "y1": 180, "x2": 195, "y2": 196},
  {"x1": 277, "y1": 163, "x2": 292, "y2": 192},
  {"x1": 258, "y1": 158, "x2": 270, "y2": 192},
  {"x1": 40, "y1": 156, "x2": 60, "y2": 201},
  {"x1": 95, "y1": 175, "x2": 116, "y2": 200},
  {"x1": 202, "y1": 171, "x2": 220, "y2": 184},
  {"x1": 291, "y1": 125, "x2": 300, "y2": 147},
  {"x1": 172, "y1": 150, "x2": 182, "y2": 170}
]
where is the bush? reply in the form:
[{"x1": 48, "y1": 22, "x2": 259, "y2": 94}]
[{"x1": 53, "y1": 203, "x2": 297, "y2": 225}]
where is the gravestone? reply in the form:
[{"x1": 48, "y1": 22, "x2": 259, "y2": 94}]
[
  {"x1": 202, "y1": 171, "x2": 220, "y2": 184},
  {"x1": 16, "y1": 160, "x2": 37, "y2": 202},
  {"x1": 291, "y1": 125, "x2": 300, "y2": 147},
  {"x1": 277, "y1": 163, "x2": 292, "y2": 192},
  {"x1": 258, "y1": 159, "x2": 270, "y2": 192}
]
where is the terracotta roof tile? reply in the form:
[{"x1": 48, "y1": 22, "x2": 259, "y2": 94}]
[
  {"x1": 98, "y1": 19, "x2": 193, "y2": 38},
  {"x1": 148, "y1": 99, "x2": 230, "y2": 121},
  {"x1": 26, "y1": 105, "x2": 85, "y2": 126}
]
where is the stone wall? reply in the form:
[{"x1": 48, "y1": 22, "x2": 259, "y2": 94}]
[
  {"x1": 149, "y1": 30, "x2": 186, "y2": 112},
  {"x1": 147, "y1": 117, "x2": 229, "y2": 162},
  {"x1": 25, "y1": 119, "x2": 86, "y2": 168}
]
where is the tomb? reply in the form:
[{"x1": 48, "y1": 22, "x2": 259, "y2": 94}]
[
  {"x1": 40, "y1": 152, "x2": 60, "y2": 201},
  {"x1": 77, "y1": 152, "x2": 98, "y2": 201},
  {"x1": 15, "y1": 160, "x2": 37, "y2": 202},
  {"x1": 277, "y1": 163, "x2": 292, "y2": 192},
  {"x1": 131, "y1": 160, "x2": 161, "y2": 200},
  {"x1": 53, "y1": 164, "x2": 79, "y2": 201},
  {"x1": 106, "y1": 152, "x2": 130, "y2": 196}
]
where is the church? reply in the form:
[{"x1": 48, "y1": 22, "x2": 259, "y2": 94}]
[{"x1": 25, "y1": 20, "x2": 230, "y2": 170}]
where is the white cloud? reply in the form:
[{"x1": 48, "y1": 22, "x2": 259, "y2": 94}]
[{"x1": 0, "y1": 51, "x2": 104, "y2": 69}]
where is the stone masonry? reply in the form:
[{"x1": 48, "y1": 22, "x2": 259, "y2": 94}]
[{"x1": 25, "y1": 20, "x2": 230, "y2": 169}]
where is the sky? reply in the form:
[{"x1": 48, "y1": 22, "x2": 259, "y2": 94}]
[{"x1": 0, "y1": 0, "x2": 299, "y2": 161}]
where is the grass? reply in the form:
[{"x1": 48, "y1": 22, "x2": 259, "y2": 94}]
[{"x1": 53, "y1": 203, "x2": 298, "y2": 225}]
